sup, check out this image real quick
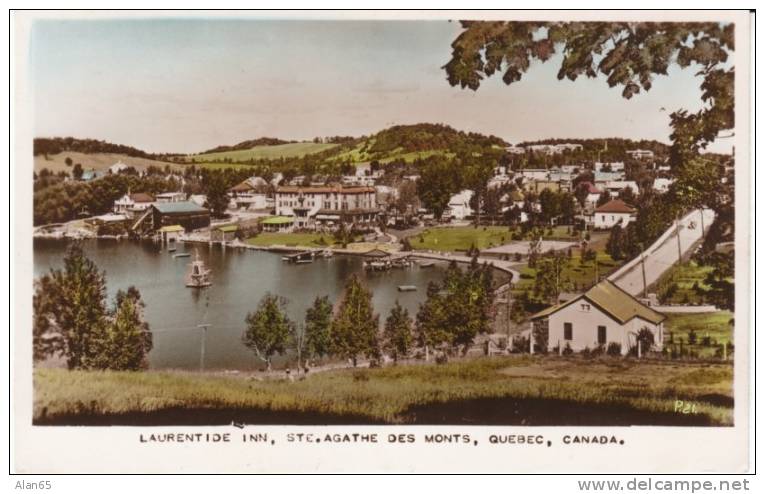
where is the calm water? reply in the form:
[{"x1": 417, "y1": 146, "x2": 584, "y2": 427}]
[{"x1": 33, "y1": 238, "x2": 446, "y2": 370}]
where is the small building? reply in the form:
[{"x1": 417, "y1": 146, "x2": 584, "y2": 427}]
[
  {"x1": 260, "y1": 215, "x2": 294, "y2": 232},
  {"x1": 652, "y1": 178, "x2": 674, "y2": 193},
  {"x1": 530, "y1": 280, "x2": 665, "y2": 355},
  {"x1": 109, "y1": 161, "x2": 129, "y2": 175},
  {"x1": 80, "y1": 169, "x2": 104, "y2": 182},
  {"x1": 594, "y1": 161, "x2": 625, "y2": 173},
  {"x1": 113, "y1": 192, "x2": 155, "y2": 215},
  {"x1": 157, "y1": 224, "x2": 185, "y2": 243},
  {"x1": 626, "y1": 149, "x2": 655, "y2": 160},
  {"x1": 445, "y1": 189, "x2": 474, "y2": 220},
  {"x1": 155, "y1": 192, "x2": 187, "y2": 203},
  {"x1": 591, "y1": 199, "x2": 636, "y2": 229},
  {"x1": 601, "y1": 180, "x2": 639, "y2": 198},
  {"x1": 211, "y1": 224, "x2": 239, "y2": 242},
  {"x1": 134, "y1": 201, "x2": 210, "y2": 233}
]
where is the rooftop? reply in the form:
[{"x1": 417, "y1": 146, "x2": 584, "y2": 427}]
[
  {"x1": 152, "y1": 201, "x2": 208, "y2": 214},
  {"x1": 594, "y1": 199, "x2": 635, "y2": 214},
  {"x1": 531, "y1": 280, "x2": 665, "y2": 325},
  {"x1": 158, "y1": 224, "x2": 185, "y2": 233}
]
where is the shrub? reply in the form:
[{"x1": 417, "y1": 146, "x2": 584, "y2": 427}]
[
  {"x1": 688, "y1": 329, "x2": 698, "y2": 345},
  {"x1": 606, "y1": 342, "x2": 622, "y2": 356},
  {"x1": 562, "y1": 343, "x2": 573, "y2": 356}
]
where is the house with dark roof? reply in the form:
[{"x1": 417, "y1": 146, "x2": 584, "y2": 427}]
[
  {"x1": 530, "y1": 280, "x2": 665, "y2": 355},
  {"x1": 590, "y1": 199, "x2": 636, "y2": 229},
  {"x1": 132, "y1": 201, "x2": 210, "y2": 233}
]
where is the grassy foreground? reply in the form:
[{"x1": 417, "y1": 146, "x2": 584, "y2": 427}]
[{"x1": 34, "y1": 356, "x2": 733, "y2": 426}]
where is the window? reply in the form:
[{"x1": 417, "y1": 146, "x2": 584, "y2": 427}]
[
  {"x1": 564, "y1": 323, "x2": 573, "y2": 341},
  {"x1": 598, "y1": 326, "x2": 607, "y2": 344},
  {"x1": 580, "y1": 303, "x2": 591, "y2": 312}
]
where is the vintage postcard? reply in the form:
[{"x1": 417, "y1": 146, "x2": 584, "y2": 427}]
[{"x1": 11, "y1": 10, "x2": 753, "y2": 473}]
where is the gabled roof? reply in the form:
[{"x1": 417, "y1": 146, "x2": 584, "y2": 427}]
[
  {"x1": 152, "y1": 201, "x2": 208, "y2": 214},
  {"x1": 530, "y1": 279, "x2": 665, "y2": 325},
  {"x1": 363, "y1": 248, "x2": 391, "y2": 258},
  {"x1": 594, "y1": 199, "x2": 635, "y2": 214},
  {"x1": 130, "y1": 192, "x2": 155, "y2": 203}
]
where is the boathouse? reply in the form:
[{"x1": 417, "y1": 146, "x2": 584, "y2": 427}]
[{"x1": 133, "y1": 201, "x2": 210, "y2": 233}]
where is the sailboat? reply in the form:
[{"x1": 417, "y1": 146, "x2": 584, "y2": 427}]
[{"x1": 185, "y1": 250, "x2": 212, "y2": 288}]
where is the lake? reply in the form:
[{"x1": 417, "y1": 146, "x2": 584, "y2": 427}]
[{"x1": 33, "y1": 238, "x2": 447, "y2": 370}]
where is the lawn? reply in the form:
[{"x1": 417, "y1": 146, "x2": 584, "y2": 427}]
[
  {"x1": 513, "y1": 251, "x2": 622, "y2": 294},
  {"x1": 188, "y1": 142, "x2": 338, "y2": 163},
  {"x1": 663, "y1": 311, "x2": 734, "y2": 359},
  {"x1": 246, "y1": 232, "x2": 337, "y2": 248},
  {"x1": 653, "y1": 261, "x2": 715, "y2": 305},
  {"x1": 412, "y1": 226, "x2": 517, "y2": 252},
  {"x1": 33, "y1": 356, "x2": 733, "y2": 426}
]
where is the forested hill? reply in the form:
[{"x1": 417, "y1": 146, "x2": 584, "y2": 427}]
[
  {"x1": 200, "y1": 137, "x2": 297, "y2": 154},
  {"x1": 367, "y1": 123, "x2": 508, "y2": 154},
  {"x1": 33, "y1": 137, "x2": 177, "y2": 160}
]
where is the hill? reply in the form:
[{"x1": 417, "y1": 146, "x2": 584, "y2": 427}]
[
  {"x1": 33, "y1": 137, "x2": 176, "y2": 160},
  {"x1": 199, "y1": 137, "x2": 297, "y2": 154},
  {"x1": 34, "y1": 152, "x2": 179, "y2": 174},
  {"x1": 188, "y1": 142, "x2": 339, "y2": 163}
]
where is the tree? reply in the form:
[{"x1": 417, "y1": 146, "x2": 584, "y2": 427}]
[
  {"x1": 94, "y1": 287, "x2": 153, "y2": 370},
  {"x1": 382, "y1": 301, "x2": 414, "y2": 362},
  {"x1": 417, "y1": 156, "x2": 461, "y2": 219},
  {"x1": 72, "y1": 163, "x2": 83, "y2": 180},
  {"x1": 304, "y1": 295, "x2": 333, "y2": 361},
  {"x1": 330, "y1": 275, "x2": 380, "y2": 366},
  {"x1": 203, "y1": 172, "x2": 230, "y2": 218},
  {"x1": 242, "y1": 293, "x2": 294, "y2": 371},
  {"x1": 534, "y1": 252, "x2": 570, "y2": 304},
  {"x1": 606, "y1": 224, "x2": 625, "y2": 260},
  {"x1": 415, "y1": 282, "x2": 451, "y2": 360},
  {"x1": 704, "y1": 251, "x2": 734, "y2": 310},
  {"x1": 64, "y1": 156, "x2": 73, "y2": 167}
]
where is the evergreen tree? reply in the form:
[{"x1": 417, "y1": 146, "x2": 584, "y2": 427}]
[
  {"x1": 97, "y1": 287, "x2": 153, "y2": 370},
  {"x1": 330, "y1": 276, "x2": 380, "y2": 366},
  {"x1": 243, "y1": 293, "x2": 294, "y2": 371},
  {"x1": 606, "y1": 224, "x2": 625, "y2": 260},
  {"x1": 304, "y1": 295, "x2": 333, "y2": 361},
  {"x1": 415, "y1": 282, "x2": 451, "y2": 360},
  {"x1": 382, "y1": 301, "x2": 413, "y2": 362}
]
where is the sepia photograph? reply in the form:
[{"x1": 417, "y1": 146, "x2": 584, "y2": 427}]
[{"x1": 11, "y1": 9, "x2": 753, "y2": 474}]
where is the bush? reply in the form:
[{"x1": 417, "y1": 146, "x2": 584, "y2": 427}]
[
  {"x1": 562, "y1": 343, "x2": 573, "y2": 356},
  {"x1": 688, "y1": 329, "x2": 698, "y2": 345},
  {"x1": 606, "y1": 342, "x2": 622, "y2": 356}
]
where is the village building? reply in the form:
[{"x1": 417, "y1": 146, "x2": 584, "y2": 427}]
[
  {"x1": 155, "y1": 192, "x2": 187, "y2": 203},
  {"x1": 157, "y1": 224, "x2": 185, "y2": 243},
  {"x1": 600, "y1": 180, "x2": 639, "y2": 198},
  {"x1": 524, "y1": 143, "x2": 583, "y2": 155},
  {"x1": 517, "y1": 168, "x2": 549, "y2": 181},
  {"x1": 578, "y1": 182, "x2": 602, "y2": 210},
  {"x1": 590, "y1": 199, "x2": 636, "y2": 229},
  {"x1": 652, "y1": 177, "x2": 674, "y2": 193},
  {"x1": 109, "y1": 161, "x2": 129, "y2": 175},
  {"x1": 505, "y1": 145, "x2": 526, "y2": 154},
  {"x1": 189, "y1": 194, "x2": 207, "y2": 207},
  {"x1": 594, "y1": 170, "x2": 626, "y2": 182},
  {"x1": 594, "y1": 161, "x2": 626, "y2": 173},
  {"x1": 80, "y1": 169, "x2": 104, "y2": 182},
  {"x1": 113, "y1": 192, "x2": 155, "y2": 216},
  {"x1": 530, "y1": 280, "x2": 665, "y2": 355},
  {"x1": 260, "y1": 215, "x2": 295, "y2": 232},
  {"x1": 525, "y1": 180, "x2": 561, "y2": 194},
  {"x1": 228, "y1": 178, "x2": 270, "y2": 210},
  {"x1": 626, "y1": 149, "x2": 655, "y2": 160},
  {"x1": 274, "y1": 185, "x2": 379, "y2": 230},
  {"x1": 133, "y1": 201, "x2": 211, "y2": 233},
  {"x1": 445, "y1": 189, "x2": 474, "y2": 220},
  {"x1": 211, "y1": 224, "x2": 239, "y2": 242}
]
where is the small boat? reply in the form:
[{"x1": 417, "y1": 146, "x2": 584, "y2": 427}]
[
  {"x1": 296, "y1": 259, "x2": 314, "y2": 264},
  {"x1": 173, "y1": 252, "x2": 191, "y2": 258},
  {"x1": 168, "y1": 246, "x2": 177, "y2": 253},
  {"x1": 419, "y1": 261, "x2": 436, "y2": 268},
  {"x1": 185, "y1": 250, "x2": 212, "y2": 288},
  {"x1": 397, "y1": 285, "x2": 417, "y2": 292},
  {"x1": 320, "y1": 249, "x2": 334, "y2": 258}
]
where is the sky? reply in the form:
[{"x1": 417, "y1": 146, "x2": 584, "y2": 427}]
[{"x1": 29, "y1": 18, "x2": 733, "y2": 154}]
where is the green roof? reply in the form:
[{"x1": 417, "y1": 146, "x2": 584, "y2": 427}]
[
  {"x1": 531, "y1": 280, "x2": 665, "y2": 325},
  {"x1": 158, "y1": 224, "x2": 185, "y2": 233},
  {"x1": 216, "y1": 224, "x2": 239, "y2": 232},
  {"x1": 261, "y1": 216, "x2": 294, "y2": 225},
  {"x1": 153, "y1": 201, "x2": 208, "y2": 214}
]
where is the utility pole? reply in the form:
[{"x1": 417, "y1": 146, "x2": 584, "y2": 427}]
[
  {"x1": 675, "y1": 214, "x2": 683, "y2": 265},
  {"x1": 640, "y1": 243, "x2": 648, "y2": 298},
  {"x1": 198, "y1": 324, "x2": 211, "y2": 371}
]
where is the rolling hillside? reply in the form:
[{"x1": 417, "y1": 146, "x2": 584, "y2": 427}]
[
  {"x1": 188, "y1": 142, "x2": 339, "y2": 163},
  {"x1": 34, "y1": 152, "x2": 177, "y2": 174}
]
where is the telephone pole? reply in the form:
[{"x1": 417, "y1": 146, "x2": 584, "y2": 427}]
[{"x1": 675, "y1": 214, "x2": 683, "y2": 265}]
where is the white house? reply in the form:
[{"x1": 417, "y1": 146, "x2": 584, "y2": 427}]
[
  {"x1": 594, "y1": 161, "x2": 625, "y2": 173},
  {"x1": 652, "y1": 177, "x2": 675, "y2": 193},
  {"x1": 594, "y1": 170, "x2": 626, "y2": 182},
  {"x1": 113, "y1": 192, "x2": 155, "y2": 215},
  {"x1": 109, "y1": 161, "x2": 129, "y2": 175},
  {"x1": 601, "y1": 180, "x2": 639, "y2": 198},
  {"x1": 626, "y1": 149, "x2": 655, "y2": 160},
  {"x1": 155, "y1": 192, "x2": 187, "y2": 203},
  {"x1": 591, "y1": 199, "x2": 636, "y2": 229},
  {"x1": 530, "y1": 280, "x2": 665, "y2": 355},
  {"x1": 445, "y1": 189, "x2": 474, "y2": 220},
  {"x1": 275, "y1": 185, "x2": 378, "y2": 230}
]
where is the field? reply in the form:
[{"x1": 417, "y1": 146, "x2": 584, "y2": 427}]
[
  {"x1": 33, "y1": 356, "x2": 733, "y2": 426},
  {"x1": 663, "y1": 311, "x2": 734, "y2": 358},
  {"x1": 411, "y1": 226, "x2": 582, "y2": 254},
  {"x1": 188, "y1": 142, "x2": 338, "y2": 163},
  {"x1": 513, "y1": 251, "x2": 622, "y2": 294},
  {"x1": 34, "y1": 152, "x2": 177, "y2": 174}
]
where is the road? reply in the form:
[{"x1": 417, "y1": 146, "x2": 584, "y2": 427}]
[{"x1": 608, "y1": 208, "x2": 716, "y2": 297}]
